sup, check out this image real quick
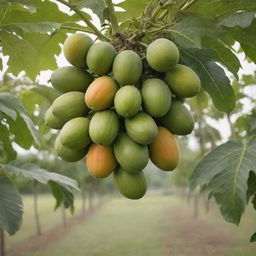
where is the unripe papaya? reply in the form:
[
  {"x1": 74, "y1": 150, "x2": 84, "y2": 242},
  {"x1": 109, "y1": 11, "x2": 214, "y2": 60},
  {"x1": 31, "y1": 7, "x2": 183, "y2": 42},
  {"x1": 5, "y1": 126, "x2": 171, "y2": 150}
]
[
  {"x1": 114, "y1": 85, "x2": 141, "y2": 118},
  {"x1": 63, "y1": 33, "x2": 93, "y2": 68},
  {"x1": 113, "y1": 133, "x2": 149, "y2": 173},
  {"x1": 86, "y1": 144, "x2": 117, "y2": 178},
  {"x1": 165, "y1": 64, "x2": 201, "y2": 98},
  {"x1": 141, "y1": 78, "x2": 172, "y2": 117},
  {"x1": 146, "y1": 38, "x2": 179, "y2": 72},
  {"x1": 85, "y1": 76, "x2": 118, "y2": 111},
  {"x1": 45, "y1": 106, "x2": 65, "y2": 129},
  {"x1": 113, "y1": 50, "x2": 142, "y2": 85},
  {"x1": 125, "y1": 112, "x2": 158, "y2": 145},
  {"x1": 51, "y1": 66, "x2": 93, "y2": 93},
  {"x1": 52, "y1": 92, "x2": 89, "y2": 123},
  {"x1": 86, "y1": 42, "x2": 117, "y2": 75},
  {"x1": 55, "y1": 135, "x2": 87, "y2": 162},
  {"x1": 59, "y1": 117, "x2": 91, "y2": 150},
  {"x1": 114, "y1": 167, "x2": 147, "y2": 200},
  {"x1": 161, "y1": 101, "x2": 195, "y2": 135},
  {"x1": 89, "y1": 110, "x2": 119, "y2": 145},
  {"x1": 149, "y1": 127, "x2": 180, "y2": 171}
]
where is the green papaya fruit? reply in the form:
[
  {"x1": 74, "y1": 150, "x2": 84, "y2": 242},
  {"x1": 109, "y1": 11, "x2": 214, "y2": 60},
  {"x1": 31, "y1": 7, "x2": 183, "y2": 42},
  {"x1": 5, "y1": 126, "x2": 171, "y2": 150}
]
[
  {"x1": 59, "y1": 117, "x2": 91, "y2": 150},
  {"x1": 55, "y1": 135, "x2": 87, "y2": 162},
  {"x1": 125, "y1": 112, "x2": 158, "y2": 145},
  {"x1": 146, "y1": 38, "x2": 179, "y2": 72},
  {"x1": 63, "y1": 33, "x2": 93, "y2": 68},
  {"x1": 161, "y1": 101, "x2": 195, "y2": 135},
  {"x1": 52, "y1": 92, "x2": 89, "y2": 123},
  {"x1": 114, "y1": 85, "x2": 142, "y2": 118},
  {"x1": 51, "y1": 66, "x2": 93, "y2": 93},
  {"x1": 141, "y1": 78, "x2": 172, "y2": 117},
  {"x1": 113, "y1": 50, "x2": 142, "y2": 85},
  {"x1": 86, "y1": 42, "x2": 117, "y2": 75},
  {"x1": 89, "y1": 110, "x2": 119, "y2": 145},
  {"x1": 165, "y1": 64, "x2": 201, "y2": 98},
  {"x1": 114, "y1": 167, "x2": 147, "y2": 200},
  {"x1": 113, "y1": 133, "x2": 149, "y2": 173},
  {"x1": 45, "y1": 106, "x2": 65, "y2": 129}
]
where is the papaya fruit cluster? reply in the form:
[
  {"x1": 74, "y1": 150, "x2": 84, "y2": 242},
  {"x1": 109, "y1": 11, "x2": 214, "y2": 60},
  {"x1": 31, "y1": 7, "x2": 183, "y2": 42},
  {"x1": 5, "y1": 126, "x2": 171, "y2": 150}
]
[{"x1": 45, "y1": 34, "x2": 201, "y2": 200}]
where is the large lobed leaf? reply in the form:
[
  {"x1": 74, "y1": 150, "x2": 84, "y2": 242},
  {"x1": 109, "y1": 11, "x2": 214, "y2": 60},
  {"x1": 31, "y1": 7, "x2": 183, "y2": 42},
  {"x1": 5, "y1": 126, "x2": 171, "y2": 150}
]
[
  {"x1": 190, "y1": 136, "x2": 256, "y2": 225},
  {"x1": 0, "y1": 175, "x2": 23, "y2": 235}
]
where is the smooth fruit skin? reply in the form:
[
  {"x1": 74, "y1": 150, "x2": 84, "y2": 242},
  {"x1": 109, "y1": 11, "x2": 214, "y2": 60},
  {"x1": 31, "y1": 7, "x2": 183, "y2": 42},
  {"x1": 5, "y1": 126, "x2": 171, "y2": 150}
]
[
  {"x1": 63, "y1": 33, "x2": 93, "y2": 68},
  {"x1": 165, "y1": 64, "x2": 201, "y2": 98},
  {"x1": 51, "y1": 66, "x2": 93, "y2": 93},
  {"x1": 85, "y1": 76, "x2": 118, "y2": 111},
  {"x1": 161, "y1": 101, "x2": 195, "y2": 135},
  {"x1": 45, "y1": 106, "x2": 65, "y2": 129},
  {"x1": 149, "y1": 127, "x2": 180, "y2": 171},
  {"x1": 113, "y1": 50, "x2": 142, "y2": 85},
  {"x1": 55, "y1": 135, "x2": 87, "y2": 162},
  {"x1": 52, "y1": 92, "x2": 89, "y2": 123},
  {"x1": 146, "y1": 38, "x2": 179, "y2": 72},
  {"x1": 59, "y1": 117, "x2": 91, "y2": 150},
  {"x1": 114, "y1": 167, "x2": 147, "y2": 200},
  {"x1": 141, "y1": 78, "x2": 172, "y2": 117},
  {"x1": 125, "y1": 112, "x2": 158, "y2": 145},
  {"x1": 114, "y1": 85, "x2": 141, "y2": 118},
  {"x1": 86, "y1": 42, "x2": 117, "y2": 75},
  {"x1": 89, "y1": 110, "x2": 119, "y2": 145},
  {"x1": 86, "y1": 144, "x2": 117, "y2": 178},
  {"x1": 113, "y1": 133, "x2": 149, "y2": 173}
]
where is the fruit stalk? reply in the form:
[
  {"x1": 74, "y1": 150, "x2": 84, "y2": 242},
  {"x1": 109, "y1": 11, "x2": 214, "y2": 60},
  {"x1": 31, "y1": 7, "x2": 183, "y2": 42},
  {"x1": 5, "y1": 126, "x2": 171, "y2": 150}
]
[
  {"x1": 105, "y1": 0, "x2": 120, "y2": 34},
  {"x1": 56, "y1": 0, "x2": 109, "y2": 41}
]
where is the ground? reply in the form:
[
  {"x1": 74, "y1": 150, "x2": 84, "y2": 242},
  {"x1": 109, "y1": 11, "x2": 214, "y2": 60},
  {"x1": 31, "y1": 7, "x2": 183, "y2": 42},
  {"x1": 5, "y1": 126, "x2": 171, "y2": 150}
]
[{"x1": 6, "y1": 193, "x2": 256, "y2": 256}]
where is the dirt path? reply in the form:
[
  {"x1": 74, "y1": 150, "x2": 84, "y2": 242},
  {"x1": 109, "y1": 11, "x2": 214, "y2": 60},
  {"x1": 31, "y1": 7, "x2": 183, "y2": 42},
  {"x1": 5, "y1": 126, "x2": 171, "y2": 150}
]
[
  {"x1": 164, "y1": 200, "x2": 235, "y2": 256},
  {"x1": 7, "y1": 206, "x2": 101, "y2": 256}
]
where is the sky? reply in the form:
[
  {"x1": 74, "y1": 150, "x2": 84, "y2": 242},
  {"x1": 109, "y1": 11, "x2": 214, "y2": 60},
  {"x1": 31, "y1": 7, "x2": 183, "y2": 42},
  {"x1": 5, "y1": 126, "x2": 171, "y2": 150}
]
[{"x1": 1, "y1": 0, "x2": 256, "y2": 150}]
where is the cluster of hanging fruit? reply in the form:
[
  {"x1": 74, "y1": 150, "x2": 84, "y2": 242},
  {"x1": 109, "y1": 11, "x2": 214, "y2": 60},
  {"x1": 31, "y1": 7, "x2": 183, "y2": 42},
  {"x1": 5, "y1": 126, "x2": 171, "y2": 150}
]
[{"x1": 45, "y1": 33, "x2": 201, "y2": 199}]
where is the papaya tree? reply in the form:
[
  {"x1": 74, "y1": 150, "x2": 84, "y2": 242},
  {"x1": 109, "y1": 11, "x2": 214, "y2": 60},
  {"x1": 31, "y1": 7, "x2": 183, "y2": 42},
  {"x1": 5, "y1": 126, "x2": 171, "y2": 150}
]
[{"x1": 1, "y1": 0, "x2": 256, "y2": 242}]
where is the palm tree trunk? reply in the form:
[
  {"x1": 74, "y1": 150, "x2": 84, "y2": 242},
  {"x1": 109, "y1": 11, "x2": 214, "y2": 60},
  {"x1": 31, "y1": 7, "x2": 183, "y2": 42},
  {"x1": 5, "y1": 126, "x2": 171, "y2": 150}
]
[{"x1": 33, "y1": 181, "x2": 41, "y2": 236}]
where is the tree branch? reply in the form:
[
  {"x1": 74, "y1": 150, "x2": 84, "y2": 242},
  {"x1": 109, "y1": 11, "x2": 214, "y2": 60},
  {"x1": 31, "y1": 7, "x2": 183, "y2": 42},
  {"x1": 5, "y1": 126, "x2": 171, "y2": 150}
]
[
  {"x1": 105, "y1": 0, "x2": 120, "y2": 34},
  {"x1": 56, "y1": 0, "x2": 109, "y2": 41}
]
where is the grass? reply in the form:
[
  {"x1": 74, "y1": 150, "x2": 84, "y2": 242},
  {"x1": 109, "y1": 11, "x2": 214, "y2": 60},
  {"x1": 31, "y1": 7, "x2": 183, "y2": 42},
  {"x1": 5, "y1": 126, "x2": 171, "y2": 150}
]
[{"x1": 7, "y1": 193, "x2": 256, "y2": 256}]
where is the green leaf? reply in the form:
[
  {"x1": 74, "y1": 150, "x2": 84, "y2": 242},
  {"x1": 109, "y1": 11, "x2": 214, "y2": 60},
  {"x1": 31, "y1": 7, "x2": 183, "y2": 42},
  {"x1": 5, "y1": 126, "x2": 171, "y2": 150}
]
[
  {"x1": 116, "y1": 0, "x2": 148, "y2": 21},
  {"x1": 0, "y1": 123, "x2": 17, "y2": 162},
  {"x1": 218, "y1": 12, "x2": 255, "y2": 28},
  {"x1": 1, "y1": 21, "x2": 61, "y2": 33},
  {"x1": 250, "y1": 232, "x2": 256, "y2": 242},
  {"x1": 73, "y1": 0, "x2": 106, "y2": 23},
  {"x1": 190, "y1": 0, "x2": 256, "y2": 19},
  {"x1": 0, "y1": 58, "x2": 2, "y2": 71},
  {"x1": 0, "y1": 102, "x2": 17, "y2": 120},
  {"x1": 2, "y1": 162, "x2": 79, "y2": 190},
  {"x1": 181, "y1": 48, "x2": 236, "y2": 113},
  {"x1": 190, "y1": 136, "x2": 256, "y2": 224},
  {"x1": 1, "y1": 0, "x2": 36, "y2": 12},
  {"x1": 246, "y1": 172, "x2": 256, "y2": 200},
  {"x1": 170, "y1": 15, "x2": 221, "y2": 49},
  {"x1": 0, "y1": 92, "x2": 40, "y2": 146},
  {"x1": 24, "y1": 32, "x2": 66, "y2": 71},
  {"x1": 0, "y1": 174, "x2": 23, "y2": 235},
  {"x1": 203, "y1": 39, "x2": 241, "y2": 79},
  {"x1": 49, "y1": 181, "x2": 75, "y2": 212},
  {"x1": 241, "y1": 43, "x2": 256, "y2": 63},
  {"x1": 0, "y1": 31, "x2": 39, "y2": 79}
]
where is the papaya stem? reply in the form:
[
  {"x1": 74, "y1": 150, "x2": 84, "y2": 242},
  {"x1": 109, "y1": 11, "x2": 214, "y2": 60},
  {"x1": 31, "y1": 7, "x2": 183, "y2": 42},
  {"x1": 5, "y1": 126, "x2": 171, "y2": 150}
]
[
  {"x1": 137, "y1": 41, "x2": 148, "y2": 48},
  {"x1": 56, "y1": 0, "x2": 109, "y2": 41},
  {"x1": 105, "y1": 0, "x2": 120, "y2": 35}
]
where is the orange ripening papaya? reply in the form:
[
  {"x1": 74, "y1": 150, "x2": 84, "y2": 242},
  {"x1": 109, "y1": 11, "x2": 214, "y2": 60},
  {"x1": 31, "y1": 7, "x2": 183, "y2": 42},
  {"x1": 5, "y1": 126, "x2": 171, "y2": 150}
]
[
  {"x1": 86, "y1": 144, "x2": 117, "y2": 178},
  {"x1": 149, "y1": 126, "x2": 180, "y2": 171},
  {"x1": 85, "y1": 76, "x2": 118, "y2": 111}
]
